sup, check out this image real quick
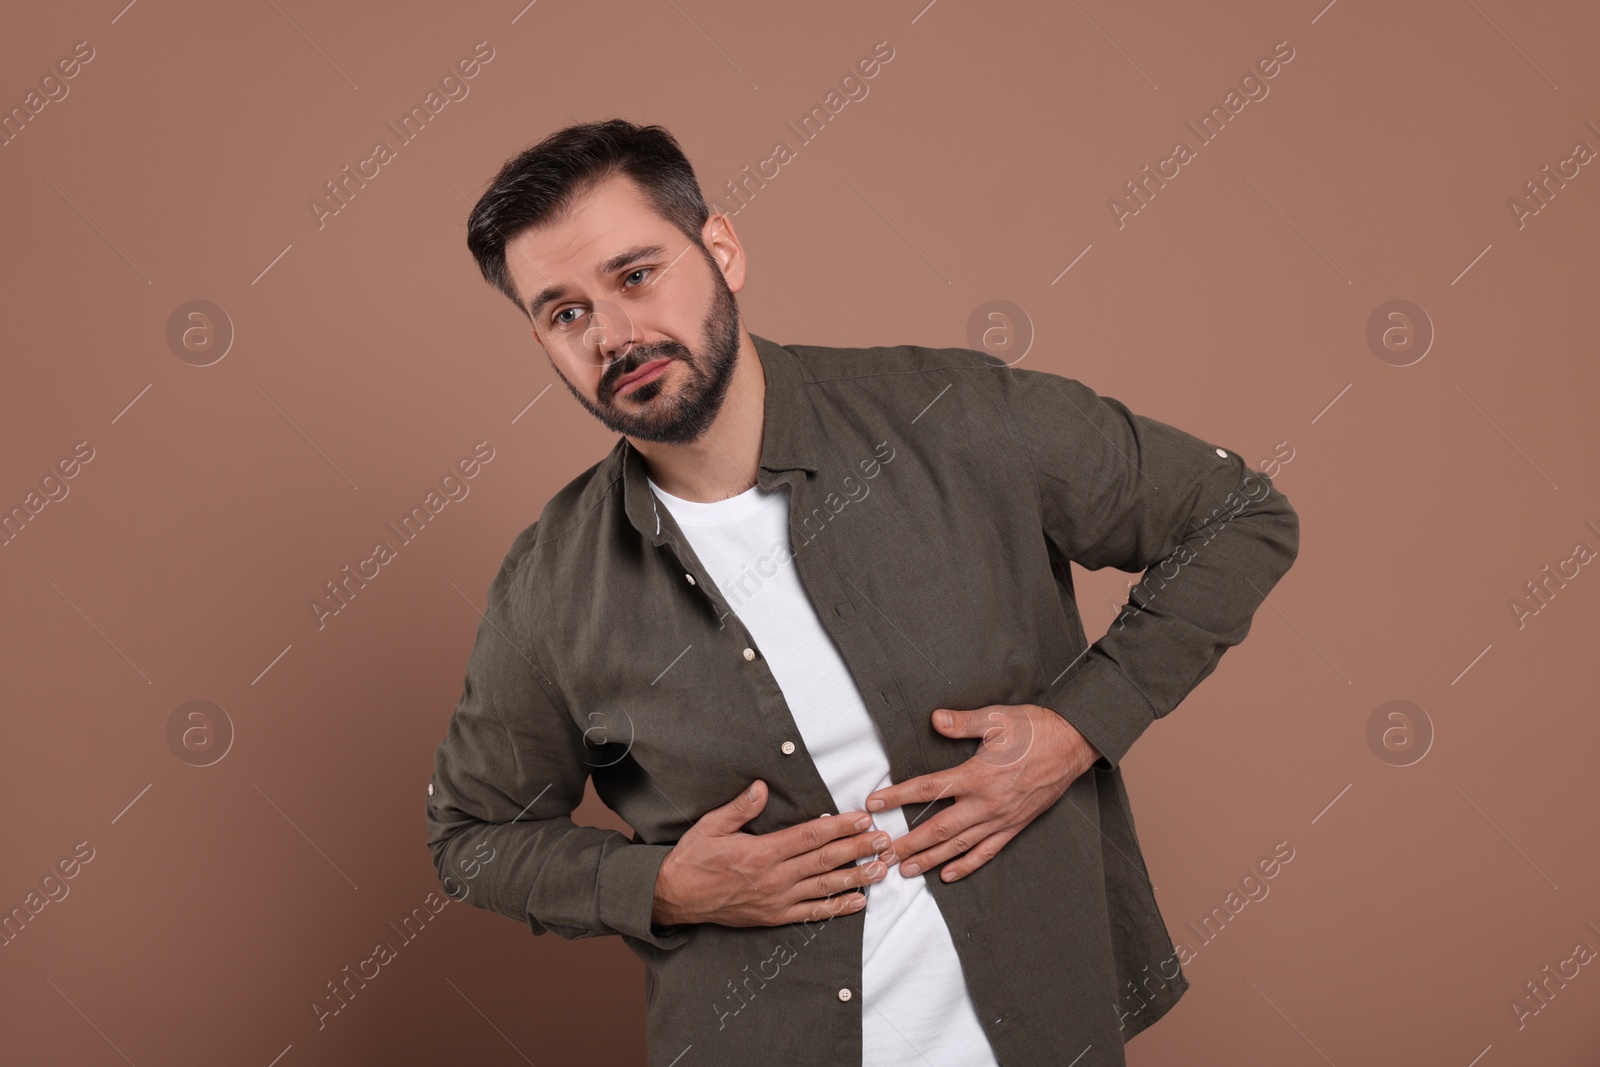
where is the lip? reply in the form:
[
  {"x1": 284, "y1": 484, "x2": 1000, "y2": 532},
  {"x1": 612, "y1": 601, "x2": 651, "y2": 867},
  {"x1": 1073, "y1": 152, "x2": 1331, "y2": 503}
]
[{"x1": 615, "y1": 358, "x2": 672, "y2": 397}]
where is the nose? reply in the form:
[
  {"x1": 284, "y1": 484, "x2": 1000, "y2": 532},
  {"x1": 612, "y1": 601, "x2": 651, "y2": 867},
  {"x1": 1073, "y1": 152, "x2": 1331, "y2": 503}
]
[{"x1": 586, "y1": 299, "x2": 640, "y2": 365}]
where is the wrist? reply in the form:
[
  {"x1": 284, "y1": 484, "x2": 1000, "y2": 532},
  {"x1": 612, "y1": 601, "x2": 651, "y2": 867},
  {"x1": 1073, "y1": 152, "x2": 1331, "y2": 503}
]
[{"x1": 651, "y1": 850, "x2": 686, "y2": 927}]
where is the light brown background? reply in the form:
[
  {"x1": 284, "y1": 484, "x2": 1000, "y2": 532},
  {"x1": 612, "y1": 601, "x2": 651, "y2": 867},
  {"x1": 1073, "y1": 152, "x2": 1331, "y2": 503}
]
[{"x1": 3, "y1": 1, "x2": 1598, "y2": 1064}]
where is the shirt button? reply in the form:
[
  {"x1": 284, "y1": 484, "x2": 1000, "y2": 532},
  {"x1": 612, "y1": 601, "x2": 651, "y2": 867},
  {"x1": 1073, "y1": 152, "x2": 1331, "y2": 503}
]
[
  {"x1": 427, "y1": 782, "x2": 434, "y2": 796},
  {"x1": 742, "y1": 647, "x2": 755, "y2": 661},
  {"x1": 837, "y1": 988, "x2": 853, "y2": 1002},
  {"x1": 685, "y1": 573, "x2": 697, "y2": 585},
  {"x1": 1214, "y1": 447, "x2": 1228, "y2": 458},
  {"x1": 781, "y1": 741, "x2": 796, "y2": 755}
]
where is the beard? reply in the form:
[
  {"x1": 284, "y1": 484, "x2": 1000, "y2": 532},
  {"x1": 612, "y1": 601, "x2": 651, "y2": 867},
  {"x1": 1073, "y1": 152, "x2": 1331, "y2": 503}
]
[{"x1": 551, "y1": 250, "x2": 742, "y2": 445}]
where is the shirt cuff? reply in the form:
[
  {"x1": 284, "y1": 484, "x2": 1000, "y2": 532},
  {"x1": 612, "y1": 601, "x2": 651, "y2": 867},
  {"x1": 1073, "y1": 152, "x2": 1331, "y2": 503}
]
[
  {"x1": 1037, "y1": 653, "x2": 1157, "y2": 771},
  {"x1": 596, "y1": 842, "x2": 694, "y2": 950}
]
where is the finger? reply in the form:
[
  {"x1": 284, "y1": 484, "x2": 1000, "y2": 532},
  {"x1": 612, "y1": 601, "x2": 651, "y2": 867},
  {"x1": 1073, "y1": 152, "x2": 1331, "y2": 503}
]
[
  {"x1": 793, "y1": 854, "x2": 889, "y2": 902},
  {"x1": 930, "y1": 706, "x2": 1007, "y2": 740},
  {"x1": 885, "y1": 794, "x2": 988, "y2": 863},
  {"x1": 932, "y1": 828, "x2": 1017, "y2": 882},
  {"x1": 769, "y1": 808, "x2": 876, "y2": 863},
  {"x1": 865, "y1": 767, "x2": 960, "y2": 815},
  {"x1": 891, "y1": 810, "x2": 999, "y2": 877},
  {"x1": 793, "y1": 827, "x2": 893, "y2": 880},
  {"x1": 785, "y1": 889, "x2": 867, "y2": 925},
  {"x1": 711, "y1": 779, "x2": 770, "y2": 833}
]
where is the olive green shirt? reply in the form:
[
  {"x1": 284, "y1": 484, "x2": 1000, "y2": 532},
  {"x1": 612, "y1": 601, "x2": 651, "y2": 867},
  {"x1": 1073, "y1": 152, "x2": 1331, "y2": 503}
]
[{"x1": 424, "y1": 332, "x2": 1300, "y2": 1066}]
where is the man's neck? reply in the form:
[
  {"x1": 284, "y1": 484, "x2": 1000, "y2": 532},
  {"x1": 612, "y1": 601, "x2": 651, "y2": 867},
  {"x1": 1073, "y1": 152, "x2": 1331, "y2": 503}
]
[{"x1": 629, "y1": 334, "x2": 766, "y2": 504}]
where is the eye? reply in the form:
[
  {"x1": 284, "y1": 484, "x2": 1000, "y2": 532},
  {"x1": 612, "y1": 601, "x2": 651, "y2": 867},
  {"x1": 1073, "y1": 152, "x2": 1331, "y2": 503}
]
[
  {"x1": 624, "y1": 267, "x2": 651, "y2": 287},
  {"x1": 552, "y1": 306, "x2": 583, "y2": 329}
]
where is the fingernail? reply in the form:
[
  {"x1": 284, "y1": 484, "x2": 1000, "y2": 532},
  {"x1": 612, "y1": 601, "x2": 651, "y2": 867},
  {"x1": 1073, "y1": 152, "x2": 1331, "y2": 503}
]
[
  {"x1": 867, "y1": 799, "x2": 884, "y2": 811},
  {"x1": 873, "y1": 835, "x2": 890, "y2": 850},
  {"x1": 867, "y1": 861, "x2": 885, "y2": 877},
  {"x1": 882, "y1": 851, "x2": 898, "y2": 865},
  {"x1": 849, "y1": 894, "x2": 866, "y2": 908},
  {"x1": 936, "y1": 710, "x2": 953, "y2": 729},
  {"x1": 902, "y1": 861, "x2": 920, "y2": 876},
  {"x1": 854, "y1": 815, "x2": 872, "y2": 830}
]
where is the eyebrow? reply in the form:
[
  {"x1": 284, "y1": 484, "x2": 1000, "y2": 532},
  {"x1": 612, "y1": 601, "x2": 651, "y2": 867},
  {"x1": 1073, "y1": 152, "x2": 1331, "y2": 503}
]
[{"x1": 525, "y1": 244, "x2": 668, "y2": 322}]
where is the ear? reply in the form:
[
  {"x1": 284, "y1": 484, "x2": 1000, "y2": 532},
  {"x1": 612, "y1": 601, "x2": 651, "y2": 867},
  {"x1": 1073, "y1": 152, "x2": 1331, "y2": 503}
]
[{"x1": 703, "y1": 213, "x2": 747, "y2": 295}]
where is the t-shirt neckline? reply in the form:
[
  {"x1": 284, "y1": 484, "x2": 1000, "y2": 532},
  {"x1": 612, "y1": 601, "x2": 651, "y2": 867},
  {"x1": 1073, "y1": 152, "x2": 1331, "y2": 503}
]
[{"x1": 646, "y1": 474, "x2": 775, "y2": 527}]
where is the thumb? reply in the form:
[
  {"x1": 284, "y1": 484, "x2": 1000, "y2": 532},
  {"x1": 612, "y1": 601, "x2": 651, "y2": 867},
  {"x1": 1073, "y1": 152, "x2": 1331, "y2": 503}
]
[
  {"x1": 934, "y1": 708, "x2": 1007, "y2": 743},
  {"x1": 714, "y1": 779, "x2": 768, "y2": 832}
]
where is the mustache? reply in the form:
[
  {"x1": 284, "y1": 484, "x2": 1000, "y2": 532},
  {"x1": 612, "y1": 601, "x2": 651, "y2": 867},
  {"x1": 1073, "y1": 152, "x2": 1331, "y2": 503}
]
[{"x1": 606, "y1": 345, "x2": 685, "y2": 390}]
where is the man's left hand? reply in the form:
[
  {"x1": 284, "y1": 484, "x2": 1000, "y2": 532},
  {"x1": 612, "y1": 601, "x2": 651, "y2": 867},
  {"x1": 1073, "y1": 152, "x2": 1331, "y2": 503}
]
[{"x1": 865, "y1": 704, "x2": 1102, "y2": 883}]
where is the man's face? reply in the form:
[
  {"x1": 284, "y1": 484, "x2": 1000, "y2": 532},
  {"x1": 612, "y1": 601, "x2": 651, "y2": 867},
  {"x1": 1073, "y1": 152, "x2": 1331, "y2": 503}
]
[{"x1": 503, "y1": 174, "x2": 743, "y2": 445}]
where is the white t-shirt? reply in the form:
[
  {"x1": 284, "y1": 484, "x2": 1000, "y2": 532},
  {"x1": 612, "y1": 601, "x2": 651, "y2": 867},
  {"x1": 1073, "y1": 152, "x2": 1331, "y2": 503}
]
[{"x1": 648, "y1": 474, "x2": 1001, "y2": 1067}]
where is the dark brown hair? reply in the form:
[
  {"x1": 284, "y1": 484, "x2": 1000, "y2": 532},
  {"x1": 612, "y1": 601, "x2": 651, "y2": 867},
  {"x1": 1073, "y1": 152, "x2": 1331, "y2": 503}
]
[{"x1": 466, "y1": 119, "x2": 711, "y2": 320}]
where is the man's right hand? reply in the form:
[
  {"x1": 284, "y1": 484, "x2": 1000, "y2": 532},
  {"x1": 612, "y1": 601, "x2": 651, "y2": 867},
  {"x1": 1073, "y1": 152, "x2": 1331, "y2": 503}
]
[{"x1": 651, "y1": 779, "x2": 893, "y2": 928}]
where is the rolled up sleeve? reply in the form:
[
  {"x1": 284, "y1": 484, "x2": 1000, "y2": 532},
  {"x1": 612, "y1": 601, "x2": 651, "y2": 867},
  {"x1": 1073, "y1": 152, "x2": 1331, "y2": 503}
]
[
  {"x1": 424, "y1": 521, "x2": 691, "y2": 950},
  {"x1": 992, "y1": 365, "x2": 1301, "y2": 769}
]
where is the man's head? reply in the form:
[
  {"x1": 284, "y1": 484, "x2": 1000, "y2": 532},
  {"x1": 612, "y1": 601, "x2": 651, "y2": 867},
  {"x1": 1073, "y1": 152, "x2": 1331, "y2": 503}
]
[{"x1": 466, "y1": 120, "x2": 746, "y2": 445}]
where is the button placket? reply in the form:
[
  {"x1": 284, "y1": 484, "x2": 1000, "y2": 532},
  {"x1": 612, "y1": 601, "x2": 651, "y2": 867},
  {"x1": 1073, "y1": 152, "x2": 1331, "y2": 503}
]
[{"x1": 652, "y1": 476, "x2": 838, "y2": 820}]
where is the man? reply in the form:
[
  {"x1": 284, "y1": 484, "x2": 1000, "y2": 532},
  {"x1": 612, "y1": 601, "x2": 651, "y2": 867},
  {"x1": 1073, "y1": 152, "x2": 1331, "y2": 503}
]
[{"x1": 426, "y1": 119, "x2": 1299, "y2": 1066}]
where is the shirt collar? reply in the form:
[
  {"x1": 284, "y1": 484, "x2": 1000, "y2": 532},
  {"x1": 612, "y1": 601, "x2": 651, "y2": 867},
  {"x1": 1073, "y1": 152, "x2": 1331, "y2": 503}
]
[{"x1": 621, "y1": 332, "x2": 820, "y2": 546}]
